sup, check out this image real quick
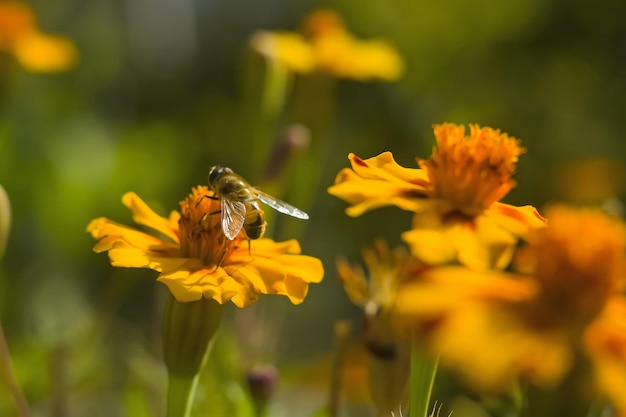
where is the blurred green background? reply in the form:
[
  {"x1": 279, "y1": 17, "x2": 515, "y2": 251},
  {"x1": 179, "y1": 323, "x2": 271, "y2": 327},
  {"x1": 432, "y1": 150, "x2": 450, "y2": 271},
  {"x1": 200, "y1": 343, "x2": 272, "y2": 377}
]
[{"x1": 0, "y1": 0, "x2": 625, "y2": 416}]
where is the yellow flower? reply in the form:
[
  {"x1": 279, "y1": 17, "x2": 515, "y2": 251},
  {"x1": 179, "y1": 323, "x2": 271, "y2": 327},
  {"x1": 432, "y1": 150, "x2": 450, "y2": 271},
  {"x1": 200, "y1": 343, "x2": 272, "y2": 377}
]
[
  {"x1": 338, "y1": 239, "x2": 421, "y2": 317},
  {"x1": 87, "y1": 187, "x2": 324, "y2": 308},
  {"x1": 250, "y1": 8, "x2": 403, "y2": 81},
  {"x1": 250, "y1": 30, "x2": 316, "y2": 74},
  {"x1": 328, "y1": 123, "x2": 546, "y2": 270},
  {"x1": 338, "y1": 240, "x2": 421, "y2": 413},
  {"x1": 0, "y1": 1, "x2": 78, "y2": 72},
  {"x1": 394, "y1": 205, "x2": 626, "y2": 413}
]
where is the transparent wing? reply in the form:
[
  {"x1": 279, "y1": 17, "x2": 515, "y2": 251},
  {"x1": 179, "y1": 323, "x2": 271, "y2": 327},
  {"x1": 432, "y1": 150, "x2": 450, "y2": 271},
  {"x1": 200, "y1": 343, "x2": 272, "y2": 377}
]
[
  {"x1": 254, "y1": 188, "x2": 309, "y2": 220},
  {"x1": 221, "y1": 195, "x2": 246, "y2": 240}
]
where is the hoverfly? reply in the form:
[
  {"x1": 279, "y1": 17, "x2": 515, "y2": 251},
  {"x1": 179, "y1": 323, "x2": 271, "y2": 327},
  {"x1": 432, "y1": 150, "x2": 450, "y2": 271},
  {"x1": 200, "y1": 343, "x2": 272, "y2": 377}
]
[{"x1": 207, "y1": 166, "x2": 309, "y2": 240}]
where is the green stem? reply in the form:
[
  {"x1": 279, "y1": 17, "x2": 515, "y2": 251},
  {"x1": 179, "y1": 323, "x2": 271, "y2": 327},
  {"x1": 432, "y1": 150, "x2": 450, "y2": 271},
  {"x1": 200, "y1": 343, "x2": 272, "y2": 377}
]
[
  {"x1": 166, "y1": 372, "x2": 200, "y2": 417},
  {"x1": 252, "y1": 58, "x2": 292, "y2": 176},
  {"x1": 0, "y1": 321, "x2": 31, "y2": 417},
  {"x1": 408, "y1": 341, "x2": 438, "y2": 417}
]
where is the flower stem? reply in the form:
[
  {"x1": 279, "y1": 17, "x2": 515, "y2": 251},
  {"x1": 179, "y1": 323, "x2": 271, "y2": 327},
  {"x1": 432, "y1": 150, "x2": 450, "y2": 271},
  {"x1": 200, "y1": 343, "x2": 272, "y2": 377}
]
[
  {"x1": 166, "y1": 372, "x2": 200, "y2": 417},
  {"x1": 408, "y1": 340, "x2": 438, "y2": 417},
  {"x1": 0, "y1": 321, "x2": 31, "y2": 417},
  {"x1": 328, "y1": 321, "x2": 351, "y2": 417},
  {"x1": 162, "y1": 295, "x2": 223, "y2": 416}
]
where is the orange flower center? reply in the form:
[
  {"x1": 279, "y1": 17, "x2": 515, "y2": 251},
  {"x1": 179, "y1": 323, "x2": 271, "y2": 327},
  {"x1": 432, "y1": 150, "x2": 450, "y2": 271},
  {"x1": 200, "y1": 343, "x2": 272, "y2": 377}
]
[
  {"x1": 515, "y1": 206, "x2": 626, "y2": 329},
  {"x1": 0, "y1": 3, "x2": 35, "y2": 48},
  {"x1": 420, "y1": 123, "x2": 524, "y2": 217},
  {"x1": 178, "y1": 186, "x2": 245, "y2": 267},
  {"x1": 300, "y1": 9, "x2": 345, "y2": 39}
]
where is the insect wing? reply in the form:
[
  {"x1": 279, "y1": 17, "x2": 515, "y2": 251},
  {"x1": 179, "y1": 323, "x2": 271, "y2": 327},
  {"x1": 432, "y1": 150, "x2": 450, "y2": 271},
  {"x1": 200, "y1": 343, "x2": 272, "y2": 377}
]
[
  {"x1": 220, "y1": 194, "x2": 246, "y2": 240},
  {"x1": 254, "y1": 189, "x2": 309, "y2": 219}
]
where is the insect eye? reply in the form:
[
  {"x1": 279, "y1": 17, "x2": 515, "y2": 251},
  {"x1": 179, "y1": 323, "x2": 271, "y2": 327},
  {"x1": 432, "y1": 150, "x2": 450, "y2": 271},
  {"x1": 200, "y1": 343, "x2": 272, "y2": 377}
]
[{"x1": 208, "y1": 166, "x2": 223, "y2": 184}]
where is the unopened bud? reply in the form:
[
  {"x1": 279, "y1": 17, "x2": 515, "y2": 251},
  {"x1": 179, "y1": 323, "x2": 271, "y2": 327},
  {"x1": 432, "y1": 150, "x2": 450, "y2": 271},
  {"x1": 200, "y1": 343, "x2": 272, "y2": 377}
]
[
  {"x1": 0, "y1": 185, "x2": 11, "y2": 261},
  {"x1": 263, "y1": 124, "x2": 310, "y2": 180},
  {"x1": 246, "y1": 364, "x2": 279, "y2": 414}
]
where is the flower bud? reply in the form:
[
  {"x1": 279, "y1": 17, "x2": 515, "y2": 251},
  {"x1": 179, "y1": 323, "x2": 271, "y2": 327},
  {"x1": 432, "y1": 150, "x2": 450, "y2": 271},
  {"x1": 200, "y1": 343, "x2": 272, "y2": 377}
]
[
  {"x1": 246, "y1": 364, "x2": 278, "y2": 415},
  {"x1": 162, "y1": 294, "x2": 223, "y2": 377},
  {"x1": 0, "y1": 184, "x2": 11, "y2": 261}
]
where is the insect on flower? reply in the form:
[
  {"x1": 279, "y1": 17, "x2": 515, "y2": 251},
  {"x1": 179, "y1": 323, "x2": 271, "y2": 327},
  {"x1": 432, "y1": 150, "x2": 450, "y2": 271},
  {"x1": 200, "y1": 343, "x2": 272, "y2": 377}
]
[{"x1": 207, "y1": 166, "x2": 309, "y2": 240}]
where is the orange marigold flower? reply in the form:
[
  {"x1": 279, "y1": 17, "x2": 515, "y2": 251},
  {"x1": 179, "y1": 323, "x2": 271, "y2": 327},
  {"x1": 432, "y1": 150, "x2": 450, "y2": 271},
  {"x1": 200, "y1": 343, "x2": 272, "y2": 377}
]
[
  {"x1": 328, "y1": 123, "x2": 546, "y2": 270},
  {"x1": 87, "y1": 187, "x2": 324, "y2": 308},
  {"x1": 0, "y1": 1, "x2": 78, "y2": 72},
  {"x1": 394, "y1": 205, "x2": 626, "y2": 414},
  {"x1": 250, "y1": 8, "x2": 403, "y2": 81}
]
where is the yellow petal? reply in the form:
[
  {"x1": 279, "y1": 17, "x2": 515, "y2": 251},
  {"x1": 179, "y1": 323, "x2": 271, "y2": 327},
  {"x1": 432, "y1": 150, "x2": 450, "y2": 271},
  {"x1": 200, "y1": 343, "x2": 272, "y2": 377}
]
[
  {"x1": 108, "y1": 248, "x2": 189, "y2": 271},
  {"x1": 403, "y1": 210, "x2": 518, "y2": 271},
  {"x1": 13, "y1": 31, "x2": 78, "y2": 72},
  {"x1": 488, "y1": 202, "x2": 547, "y2": 237},
  {"x1": 87, "y1": 217, "x2": 177, "y2": 253},
  {"x1": 336, "y1": 257, "x2": 370, "y2": 307},
  {"x1": 158, "y1": 266, "x2": 246, "y2": 304},
  {"x1": 328, "y1": 152, "x2": 431, "y2": 217},
  {"x1": 226, "y1": 238, "x2": 324, "y2": 305},
  {"x1": 585, "y1": 298, "x2": 626, "y2": 416},
  {"x1": 314, "y1": 32, "x2": 403, "y2": 81},
  {"x1": 430, "y1": 303, "x2": 571, "y2": 392},
  {"x1": 395, "y1": 267, "x2": 536, "y2": 317},
  {"x1": 250, "y1": 30, "x2": 315, "y2": 73},
  {"x1": 395, "y1": 267, "x2": 569, "y2": 391},
  {"x1": 122, "y1": 192, "x2": 180, "y2": 244}
]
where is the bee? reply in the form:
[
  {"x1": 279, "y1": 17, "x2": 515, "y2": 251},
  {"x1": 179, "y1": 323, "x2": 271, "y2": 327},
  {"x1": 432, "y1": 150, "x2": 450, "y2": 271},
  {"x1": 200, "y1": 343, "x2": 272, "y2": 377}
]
[{"x1": 207, "y1": 166, "x2": 309, "y2": 240}]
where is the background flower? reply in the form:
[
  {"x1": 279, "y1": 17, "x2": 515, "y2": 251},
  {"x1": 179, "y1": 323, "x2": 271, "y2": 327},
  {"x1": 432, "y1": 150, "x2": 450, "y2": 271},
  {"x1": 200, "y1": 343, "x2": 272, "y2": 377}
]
[
  {"x1": 250, "y1": 8, "x2": 403, "y2": 81},
  {"x1": 0, "y1": 1, "x2": 77, "y2": 72},
  {"x1": 394, "y1": 205, "x2": 626, "y2": 415}
]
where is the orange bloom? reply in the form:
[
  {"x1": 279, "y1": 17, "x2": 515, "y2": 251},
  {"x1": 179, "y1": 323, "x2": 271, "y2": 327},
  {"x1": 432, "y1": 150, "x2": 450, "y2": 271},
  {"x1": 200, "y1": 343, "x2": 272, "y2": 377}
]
[
  {"x1": 88, "y1": 187, "x2": 324, "y2": 307},
  {"x1": 250, "y1": 9, "x2": 403, "y2": 81},
  {"x1": 394, "y1": 205, "x2": 626, "y2": 414},
  {"x1": 0, "y1": 1, "x2": 77, "y2": 72},
  {"x1": 328, "y1": 123, "x2": 546, "y2": 270},
  {"x1": 337, "y1": 240, "x2": 420, "y2": 413}
]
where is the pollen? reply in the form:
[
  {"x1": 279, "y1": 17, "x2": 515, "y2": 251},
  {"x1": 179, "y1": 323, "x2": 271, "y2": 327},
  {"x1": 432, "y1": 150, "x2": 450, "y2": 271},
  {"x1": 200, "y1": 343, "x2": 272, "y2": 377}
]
[
  {"x1": 178, "y1": 186, "x2": 242, "y2": 266},
  {"x1": 421, "y1": 123, "x2": 525, "y2": 217},
  {"x1": 515, "y1": 205, "x2": 626, "y2": 328}
]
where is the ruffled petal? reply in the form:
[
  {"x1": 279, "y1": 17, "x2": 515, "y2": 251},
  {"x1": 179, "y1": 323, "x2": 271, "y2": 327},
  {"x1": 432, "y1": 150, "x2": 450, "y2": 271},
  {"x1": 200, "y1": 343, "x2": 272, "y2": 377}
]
[
  {"x1": 87, "y1": 217, "x2": 178, "y2": 253},
  {"x1": 108, "y1": 248, "x2": 189, "y2": 271},
  {"x1": 402, "y1": 210, "x2": 518, "y2": 271},
  {"x1": 122, "y1": 192, "x2": 180, "y2": 244},
  {"x1": 223, "y1": 238, "x2": 324, "y2": 306},
  {"x1": 158, "y1": 265, "x2": 247, "y2": 304},
  {"x1": 488, "y1": 202, "x2": 547, "y2": 237},
  {"x1": 328, "y1": 152, "x2": 431, "y2": 217}
]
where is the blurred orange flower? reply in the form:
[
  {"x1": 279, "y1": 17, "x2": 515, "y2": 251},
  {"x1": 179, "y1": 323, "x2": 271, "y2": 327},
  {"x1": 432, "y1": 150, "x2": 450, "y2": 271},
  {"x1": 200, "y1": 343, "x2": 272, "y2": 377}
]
[
  {"x1": 0, "y1": 1, "x2": 77, "y2": 72},
  {"x1": 337, "y1": 239, "x2": 422, "y2": 413},
  {"x1": 87, "y1": 187, "x2": 324, "y2": 307},
  {"x1": 250, "y1": 9, "x2": 403, "y2": 81},
  {"x1": 395, "y1": 205, "x2": 626, "y2": 414},
  {"x1": 328, "y1": 123, "x2": 546, "y2": 270}
]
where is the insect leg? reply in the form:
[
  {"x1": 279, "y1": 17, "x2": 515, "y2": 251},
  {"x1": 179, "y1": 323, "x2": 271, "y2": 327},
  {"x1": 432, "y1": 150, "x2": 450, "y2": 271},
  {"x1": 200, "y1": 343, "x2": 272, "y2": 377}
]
[{"x1": 195, "y1": 194, "x2": 219, "y2": 208}]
